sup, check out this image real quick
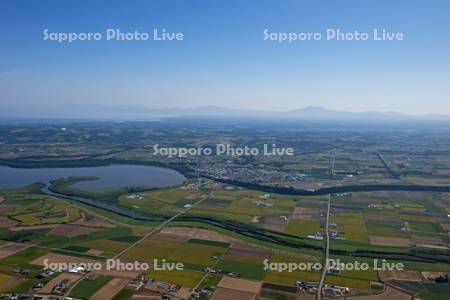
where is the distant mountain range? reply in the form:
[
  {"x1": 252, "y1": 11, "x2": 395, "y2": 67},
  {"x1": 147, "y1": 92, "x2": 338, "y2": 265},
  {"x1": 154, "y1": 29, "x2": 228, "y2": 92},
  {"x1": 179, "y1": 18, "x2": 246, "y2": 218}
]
[{"x1": 2, "y1": 104, "x2": 450, "y2": 121}]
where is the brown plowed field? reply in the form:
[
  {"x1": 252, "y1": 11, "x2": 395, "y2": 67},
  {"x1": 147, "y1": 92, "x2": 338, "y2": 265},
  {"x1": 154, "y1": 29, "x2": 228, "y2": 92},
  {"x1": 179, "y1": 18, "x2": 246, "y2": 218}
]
[
  {"x1": 50, "y1": 224, "x2": 100, "y2": 237},
  {"x1": 369, "y1": 236, "x2": 411, "y2": 247}
]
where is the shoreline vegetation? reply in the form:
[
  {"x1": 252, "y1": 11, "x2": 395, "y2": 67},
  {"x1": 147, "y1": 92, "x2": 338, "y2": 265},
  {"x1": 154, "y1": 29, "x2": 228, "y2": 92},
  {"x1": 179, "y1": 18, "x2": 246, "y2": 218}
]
[
  {"x1": 2, "y1": 186, "x2": 450, "y2": 275},
  {"x1": 33, "y1": 187, "x2": 450, "y2": 266},
  {"x1": 2, "y1": 160, "x2": 450, "y2": 267},
  {"x1": 2, "y1": 158, "x2": 450, "y2": 196},
  {"x1": 48, "y1": 176, "x2": 156, "y2": 203},
  {"x1": 0, "y1": 158, "x2": 192, "y2": 176}
]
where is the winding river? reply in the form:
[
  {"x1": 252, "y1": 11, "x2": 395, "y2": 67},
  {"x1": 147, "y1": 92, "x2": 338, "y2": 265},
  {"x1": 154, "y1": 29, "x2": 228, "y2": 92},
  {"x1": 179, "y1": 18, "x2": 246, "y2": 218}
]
[{"x1": 0, "y1": 164, "x2": 185, "y2": 221}]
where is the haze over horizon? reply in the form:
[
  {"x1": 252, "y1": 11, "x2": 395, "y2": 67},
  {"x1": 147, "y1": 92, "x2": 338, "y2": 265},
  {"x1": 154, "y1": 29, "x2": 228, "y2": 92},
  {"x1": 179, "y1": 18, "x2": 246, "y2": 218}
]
[
  {"x1": 1, "y1": 0, "x2": 450, "y2": 115},
  {"x1": 3, "y1": 103, "x2": 450, "y2": 121}
]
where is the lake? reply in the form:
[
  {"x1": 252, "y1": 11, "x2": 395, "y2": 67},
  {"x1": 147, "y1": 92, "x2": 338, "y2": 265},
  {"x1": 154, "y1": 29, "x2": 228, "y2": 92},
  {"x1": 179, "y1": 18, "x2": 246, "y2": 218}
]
[{"x1": 0, "y1": 164, "x2": 186, "y2": 191}]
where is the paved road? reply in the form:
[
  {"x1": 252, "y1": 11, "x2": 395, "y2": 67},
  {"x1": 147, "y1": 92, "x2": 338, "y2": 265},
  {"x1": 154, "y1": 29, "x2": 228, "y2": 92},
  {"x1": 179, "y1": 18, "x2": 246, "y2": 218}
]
[
  {"x1": 192, "y1": 243, "x2": 231, "y2": 292},
  {"x1": 376, "y1": 152, "x2": 399, "y2": 179},
  {"x1": 113, "y1": 195, "x2": 207, "y2": 259},
  {"x1": 317, "y1": 193, "x2": 331, "y2": 300},
  {"x1": 63, "y1": 194, "x2": 208, "y2": 298},
  {"x1": 317, "y1": 155, "x2": 335, "y2": 300}
]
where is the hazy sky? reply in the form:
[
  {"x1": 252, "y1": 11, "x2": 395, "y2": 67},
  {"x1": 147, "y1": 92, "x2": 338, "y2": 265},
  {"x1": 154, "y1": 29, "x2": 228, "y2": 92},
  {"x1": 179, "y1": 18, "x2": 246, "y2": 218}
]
[{"x1": 1, "y1": 0, "x2": 450, "y2": 114}]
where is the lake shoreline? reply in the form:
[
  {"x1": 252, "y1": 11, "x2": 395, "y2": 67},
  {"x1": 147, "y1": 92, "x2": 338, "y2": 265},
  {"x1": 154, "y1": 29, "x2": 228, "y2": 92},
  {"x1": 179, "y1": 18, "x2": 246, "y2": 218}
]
[{"x1": 0, "y1": 162, "x2": 186, "y2": 190}]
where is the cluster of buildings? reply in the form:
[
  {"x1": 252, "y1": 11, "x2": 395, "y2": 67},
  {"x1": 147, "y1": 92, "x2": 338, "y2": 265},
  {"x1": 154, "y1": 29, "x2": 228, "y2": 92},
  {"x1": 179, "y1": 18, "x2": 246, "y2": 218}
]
[
  {"x1": 254, "y1": 201, "x2": 274, "y2": 207},
  {"x1": 203, "y1": 267, "x2": 239, "y2": 277},
  {"x1": 36, "y1": 268, "x2": 56, "y2": 279},
  {"x1": 296, "y1": 281, "x2": 350, "y2": 296},
  {"x1": 125, "y1": 276, "x2": 184, "y2": 299},
  {"x1": 122, "y1": 274, "x2": 220, "y2": 300},
  {"x1": 323, "y1": 284, "x2": 351, "y2": 297},
  {"x1": 51, "y1": 279, "x2": 71, "y2": 295},
  {"x1": 13, "y1": 268, "x2": 30, "y2": 277},
  {"x1": 308, "y1": 220, "x2": 345, "y2": 241},
  {"x1": 5, "y1": 294, "x2": 62, "y2": 300},
  {"x1": 126, "y1": 193, "x2": 146, "y2": 200},
  {"x1": 307, "y1": 232, "x2": 324, "y2": 241},
  {"x1": 190, "y1": 288, "x2": 214, "y2": 298},
  {"x1": 193, "y1": 160, "x2": 313, "y2": 184},
  {"x1": 329, "y1": 230, "x2": 345, "y2": 240}
]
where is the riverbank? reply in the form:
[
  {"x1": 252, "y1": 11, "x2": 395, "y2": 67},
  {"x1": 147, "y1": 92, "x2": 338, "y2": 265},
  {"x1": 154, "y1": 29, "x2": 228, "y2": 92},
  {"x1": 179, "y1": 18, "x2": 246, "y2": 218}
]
[{"x1": 206, "y1": 176, "x2": 450, "y2": 196}]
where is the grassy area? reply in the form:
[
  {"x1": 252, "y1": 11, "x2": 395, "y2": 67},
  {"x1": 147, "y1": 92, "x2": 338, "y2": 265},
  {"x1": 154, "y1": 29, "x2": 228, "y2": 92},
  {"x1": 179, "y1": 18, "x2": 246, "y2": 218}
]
[
  {"x1": 331, "y1": 212, "x2": 369, "y2": 243},
  {"x1": 325, "y1": 275, "x2": 371, "y2": 291},
  {"x1": 0, "y1": 228, "x2": 52, "y2": 243},
  {"x1": 285, "y1": 219, "x2": 322, "y2": 237},
  {"x1": 260, "y1": 289, "x2": 297, "y2": 300},
  {"x1": 198, "y1": 274, "x2": 222, "y2": 289},
  {"x1": 409, "y1": 221, "x2": 444, "y2": 235},
  {"x1": 2, "y1": 187, "x2": 450, "y2": 297},
  {"x1": 121, "y1": 238, "x2": 226, "y2": 271},
  {"x1": 69, "y1": 276, "x2": 113, "y2": 299},
  {"x1": 3, "y1": 195, "x2": 80, "y2": 225},
  {"x1": 112, "y1": 288, "x2": 135, "y2": 300},
  {"x1": 421, "y1": 282, "x2": 450, "y2": 300},
  {"x1": 0, "y1": 247, "x2": 49, "y2": 267},
  {"x1": 109, "y1": 235, "x2": 142, "y2": 243},
  {"x1": 187, "y1": 239, "x2": 230, "y2": 248},
  {"x1": 119, "y1": 188, "x2": 201, "y2": 217},
  {"x1": 216, "y1": 255, "x2": 266, "y2": 280},
  {"x1": 187, "y1": 188, "x2": 297, "y2": 224},
  {"x1": 63, "y1": 197, "x2": 161, "y2": 227},
  {"x1": 149, "y1": 269, "x2": 204, "y2": 288},
  {"x1": 0, "y1": 273, "x2": 27, "y2": 293},
  {"x1": 366, "y1": 220, "x2": 408, "y2": 238},
  {"x1": 49, "y1": 176, "x2": 149, "y2": 203},
  {"x1": 38, "y1": 227, "x2": 138, "y2": 249},
  {"x1": 62, "y1": 245, "x2": 90, "y2": 253},
  {"x1": 77, "y1": 239, "x2": 130, "y2": 256},
  {"x1": 264, "y1": 253, "x2": 322, "y2": 286}
]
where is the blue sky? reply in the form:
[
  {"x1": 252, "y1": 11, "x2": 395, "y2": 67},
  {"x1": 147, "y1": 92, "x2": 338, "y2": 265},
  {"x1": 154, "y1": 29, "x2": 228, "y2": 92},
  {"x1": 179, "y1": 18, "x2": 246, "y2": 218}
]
[{"x1": 1, "y1": 0, "x2": 449, "y2": 114}]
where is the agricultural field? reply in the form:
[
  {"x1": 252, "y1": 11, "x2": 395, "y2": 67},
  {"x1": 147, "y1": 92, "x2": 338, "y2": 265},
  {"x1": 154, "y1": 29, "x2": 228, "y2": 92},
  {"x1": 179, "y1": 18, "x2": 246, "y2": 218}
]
[
  {"x1": 2, "y1": 195, "x2": 80, "y2": 226},
  {"x1": 119, "y1": 188, "x2": 204, "y2": 216},
  {"x1": 186, "y1": 188, "x2": 298, "y2": 224},
  {"x1": 149, "y1": 269, "x2": 204, "y2": 288},
  {"x1": 0, "y1": 186, "x2": 450, "y2": 300},
  {"x1": 76, "y1": 239, "x2": 131, "y2": 257},
  {"x1": 2, "y1": 121, "x2": 450, "y2": 299},
  {"x1": 120, "y1": 237, "x2": 227, "y2": 270},
  {"x1": 69, "y1": 275, "x2": 113, "y2": 299},
  {"x1": 216, "y1": 254, "x2": 266, "y2": 280},
  {"x1": 285, "y1": 219, "x2": 323, "y2": 237},
  {"x1": 0, "y1": 247, "x2": 51, "y2": 293},
  {"x1": 264, "y1": 253, "x2": 322, "y2": 286},
  {"x1": 331, "y1": 212, "x2": 369, "y2": 243}
]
